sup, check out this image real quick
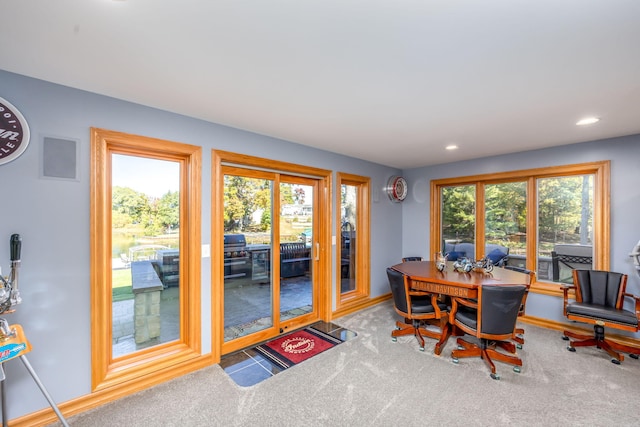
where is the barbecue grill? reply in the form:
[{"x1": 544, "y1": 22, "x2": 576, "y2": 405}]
[{"x1": 223, "y1": 234, "x2": 251, "y2": 281}]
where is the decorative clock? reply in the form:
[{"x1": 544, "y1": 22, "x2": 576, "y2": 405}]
[
  {"x1": 0, "y1": 96, "x2": 30, "y2": 166},
  {"x1": 386, "y1": 175, "x2": 408, "y2": 202}
]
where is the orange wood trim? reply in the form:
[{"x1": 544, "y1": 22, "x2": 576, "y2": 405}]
[
  {"x1": 90, "y1": 128, "x2": 202, "y2": 391},
  {"x1": 335, "y1": 172, "x2": 371, "y2": 312},
  {"x1": 429, "y1": 160, "x2": 611, "y2": 293},
  {"x1": 213, "y1": 150, "x2": 332, "y2": 354}
]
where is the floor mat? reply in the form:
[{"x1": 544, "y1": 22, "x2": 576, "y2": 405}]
[
  {"x1": 220, "y1": 321, "x2": 356, "y2": 387},
  {"x1": 254, "y1": 326, "x2": 343, "y2": 369}
]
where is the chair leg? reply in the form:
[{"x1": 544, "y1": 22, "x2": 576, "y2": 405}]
[
  {"x1": 563, "y1": 325, "x2": 640, "y2": 364},
  {"x1": 563, "y1": 329, "x2": 593, "y2": 342},
  {"x1": 484, "y1": 347, "x2": 523, "y2": 369},
  {"x1": 393, "y1": 318, "x2": 450, "y2": 353},
  {"x1": 392, "y1": 321, "x2": 416, "y2": 338},
  {"x1": 414, "y1": 321, "x2": 426, "y2": 350},
  {"x1": 513, "y1": 327, "x2": 525, "y2": 347},
  {"x1": 391, "y1": 320, "x2": 427, "y2": 350},
  {"x1": 601, "y1": 338, "x2": 640, "y2": 363},
  {"x1": 452, "y1": 338, "x2": 522, "y2": 379},
  {"x1": 451, "y1": 338, "x2": 482, "y2": 359}
]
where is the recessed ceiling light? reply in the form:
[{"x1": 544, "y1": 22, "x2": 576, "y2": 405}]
[
  {"x1": 445, "y1": 144, "x2": 458, "y2": 151},
  {"x1": 576, "y1": 117, "x2": 600, "y2": 126}
]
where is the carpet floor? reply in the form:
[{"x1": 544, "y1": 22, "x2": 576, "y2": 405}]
[{"x1": 51, "y1": 300, "x2": 640, "y2": 426}]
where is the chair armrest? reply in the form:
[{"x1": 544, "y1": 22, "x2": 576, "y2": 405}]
[
  {"x1": 449, "y1": 296, "x2": 477, "y2": 324},
  {"x1": 561, "y1": 284, "x2": 576, "y2": 317},
  {"x1": 622, "y1": 293, "x2": 640, "y2": 318},
  {"x1": 409, "y1": 290, "x2": 447, "y2": 318},
  {"x1": 454, "y1": 297, "x2": 478, "y2": 310}
]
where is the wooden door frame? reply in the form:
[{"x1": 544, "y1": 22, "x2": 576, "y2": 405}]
[{"x1": 211, "y1": 150, "x2": 332, "y2": 359}]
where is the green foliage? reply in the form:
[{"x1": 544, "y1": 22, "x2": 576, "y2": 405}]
[
  {"x1": 112, "y1": 186, "x2": 180, "y2": 236},
  {"x1": 441, "y1": 175, "x2": 593, "y2": 251},
  {"x1": 280, "y1": 185, "x2": 294, "y2": 205},
  {"x1": 112, "y1": 186, "x2": 149, "y2": 225},
  {"x1": 260, "y1": 209, "x2": 271, "y2": 231},
  {"x1": 223, "y1": 175, "x2": 272, "y2": 232},
  {"x1": 485, "y1": 182, "x2": 527, "y2": 241},
  {"x1": 442, "y1": 185, "x2": 475, "y2": 241},
  {"x1": 538, "y1": 176, "x2": 592, "y2": 244}
]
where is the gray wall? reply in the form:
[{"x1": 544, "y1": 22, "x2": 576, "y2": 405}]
[
  {"x1": 3, "y1": 67, "x2": 639, "y2": 420},
  {"x1": 0, "y1": 70, "x2": 402, "y2": 419},
  {"x1": 401, "y1": 134, "x2": 640, "y2": 333}
]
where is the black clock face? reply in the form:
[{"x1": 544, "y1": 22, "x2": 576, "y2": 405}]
[
  {"x1": 0, "y1": 97, "x2": 30, "y2": 166},
  {"x1": 387, "y1": 176, "x2": 408, "y2": 202}
]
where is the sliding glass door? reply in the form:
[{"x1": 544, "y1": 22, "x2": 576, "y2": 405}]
[
  {"x1": 279, "y1": 177, "x2": 316, "y2": 323},
  {"x1": 222, "y1": 167, "x2": 319, "y2": 350}
]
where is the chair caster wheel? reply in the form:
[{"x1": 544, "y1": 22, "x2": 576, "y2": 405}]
[
  {"x1": 611, "y1": 358, "x2": 621, "y2": 365},
  {"x1": 452, "y1": 358, "x2": 459, "y2": 364},
  {"x1": 490, "y1": 373, "x2": 500, "y2": 380},
  {"x1": 513, "y1": 366, "x2": 521, "y2": 373},
  {"x1": 630, "y1": 353, "x2": 639, "y2": 359},
  {"x1": 516, "y1": 344, "x2": 523, "y2": 349},
  {"x1": 562, "y1": 336, "x2": 569, "y2": 341},
  {"x1": 419, "y1": 347, "x2": 425, "y2": 352},
  {"x1": 567, "y1": 346, "x2": 576, "y2": 352},
  {"x1": 391, "y1": 337, "x2": 397, "y2": 342}
]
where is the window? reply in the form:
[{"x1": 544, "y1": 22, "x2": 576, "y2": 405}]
[
  {"x1": 91, "y1": 128, "x2": 203, "y2": 392},
  {"x1": 336, "y1": 173, "x2": 370, "y2": 311},
  {"x1": 431, "y1": 161, "x2": 609, "y2": 295}
]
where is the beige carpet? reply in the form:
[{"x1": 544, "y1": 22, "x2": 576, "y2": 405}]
[{"x1": 51, "y1": 300, "x2": 640, "y2": 426}]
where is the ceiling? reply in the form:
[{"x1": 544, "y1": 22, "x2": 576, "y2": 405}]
[{"x1": 2, "y1": 1, "x2": 640, "y2": 169}]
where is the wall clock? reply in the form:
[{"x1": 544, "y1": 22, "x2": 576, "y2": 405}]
[
  {"x1": 386, "y1": 175, "x2": 408, "y2": 202},
  {"x1": 0, "y1": 96, "x2": 30, "y2": 166}
]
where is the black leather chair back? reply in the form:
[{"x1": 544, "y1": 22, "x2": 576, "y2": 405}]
[
  {"x1": 480, "y1": 285, "x2": 527, "y2": 335},
  {"x1": 387, "y1": 268, "x2": 409, "y2": 314},
  {"x1": 574, "y1": 270, "x2": 624, "y2": 307}
]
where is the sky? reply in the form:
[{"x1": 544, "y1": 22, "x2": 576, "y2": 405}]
[{"x1": 112, "y1": 154, "x2": 179, "y2": 198}]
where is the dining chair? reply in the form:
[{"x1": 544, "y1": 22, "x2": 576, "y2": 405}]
[
  {"x1": 562, "y1": 269, "x2": 640, "y2": 364},
  {"x1": 450, "y1": 284, "x2": 527, "y2": 379},
  {"x1": 401, "y1": 256, "x2": 423, "y2": 262},
  {"x1": 503, "y1": 265, "x2": 535, "y2": 348},
  {"x1": 386, "y1": 267, "x2": 449, "y2": 353}
]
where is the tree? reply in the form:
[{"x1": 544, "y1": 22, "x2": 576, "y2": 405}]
[
  {"x1": 223, "y1": 175, "x2": 271, "y2": 232},
  {"x1": 484, "y1": 182, "x2": 527, "y2": 243},
  {"x1": 441, "y1": 185, "x2": 475, "y2": 241},
  {"x1": 157, "y1": 191, "x2": 180, "y2": 231},
  {"x1": 112, "y1": 186, "x2": 149, "y2": 226}
]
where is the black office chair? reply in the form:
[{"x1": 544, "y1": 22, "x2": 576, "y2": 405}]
[
  {"x1": 503, "y1": 265, "x2": 535, "y2": 348},
  {"x1": 450, "y1": 284, "x2": 527, "y2": 379},
  {"x1": 387, "y1": 267, "x2": 449, "y2": 352},
  {"x1": 562, "y1": 269, "x2": 640, "y2": 364},
  {"x1": 402, "y1": 256, "x2": 423, "y2": 262}
]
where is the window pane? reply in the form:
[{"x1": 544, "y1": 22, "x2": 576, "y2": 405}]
[
  {"x1": 340, "y1": 184, "x2": 357, "y2": 293},
  {"x1": 441, "y1": 185, "x2": 476, "y2": 258},
  {"x1": 279, "y1": 182, "x2": 314, "y2": 321},
  {"x1": 485, "y1": 182, "x2": 527, "y2": 267},
  {"x1": 223, "y1": 175, "x2": 273, "y2": 341},
  {"x1": 537, "y1": 175, "x2": 594, "y2": 283},
  {"x1": 111, "y1": 154, "x2": 180, "y2": 358}
]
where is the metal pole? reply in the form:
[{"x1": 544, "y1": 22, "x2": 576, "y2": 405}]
[
  {"x1": 1, "y1": 364, "x2": 7, "y2": 427},
  {"x1": 18, "y1": 355, "x2": 69, "y2": 427}
]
